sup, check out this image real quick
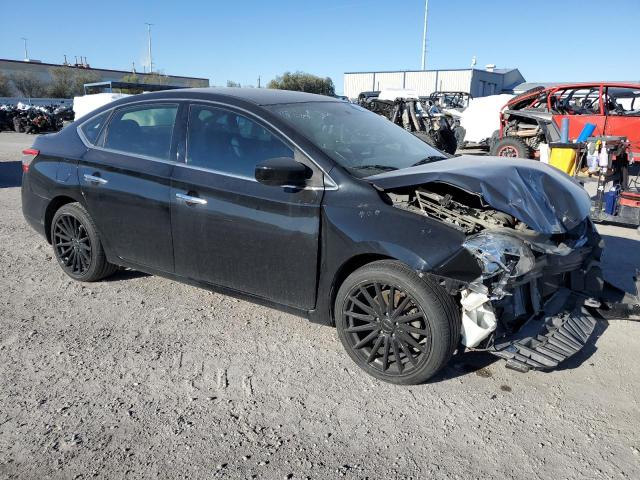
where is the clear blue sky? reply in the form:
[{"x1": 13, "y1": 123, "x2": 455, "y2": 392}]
[{"x1": 2, "y1": 0, "x2": 639, "y2": 93}]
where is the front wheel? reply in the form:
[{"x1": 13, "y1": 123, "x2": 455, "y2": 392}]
[
  {"x1": 334, "y1": 260, "x2": 460, "y2": 384},
  {"x1": 51, "y1": 203, "x2": 118, "y2": 282}
]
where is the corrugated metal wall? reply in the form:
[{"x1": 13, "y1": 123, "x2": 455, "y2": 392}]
[
  {"x1": 343, "y1": 73, "x2": 375, "y2": 98},
  {"x1": 344, "y1": 70, "x2": 474, "y2": 99}
]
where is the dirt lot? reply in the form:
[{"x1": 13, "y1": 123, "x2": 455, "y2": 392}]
[{"x1": 1, "y1": 131, "x2": 639, "y2": 479}]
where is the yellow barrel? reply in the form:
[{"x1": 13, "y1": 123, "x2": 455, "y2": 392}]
[{"x1": 549, "y1": 143, "x2": 580, "y2": 175}]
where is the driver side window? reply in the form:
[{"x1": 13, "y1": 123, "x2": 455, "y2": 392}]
[{"x1": 186, "y1": 104, "x2": 294, "y2": 178}]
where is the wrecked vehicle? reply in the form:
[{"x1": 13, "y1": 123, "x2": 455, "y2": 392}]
[
  {"x1": 21, "y1": 89, "x2": 636, "y2": 384},
  {"x1": 491, "y1": 83, "x2": 640, "y2": 159},
  {"x1": 361, "y1": 89, "x2": 458, "y2": 154}
]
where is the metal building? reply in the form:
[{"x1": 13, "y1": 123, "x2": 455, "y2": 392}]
[
  {"x1": 0, "y1": 58, "x2": 209, "y2": 90},
  {"x1": 344, "y1": 67, "x2": 525, "y2": 99}
]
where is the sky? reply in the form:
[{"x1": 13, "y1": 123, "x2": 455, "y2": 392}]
[{"x1": 2, "y1": 0, "x2": 640, "y2": 93}]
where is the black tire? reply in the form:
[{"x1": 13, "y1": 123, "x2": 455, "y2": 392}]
[
  {"x1": 413, "y1": 131, "x2": 437, "y2": 148},
  {"x1": 50, "y1": 202, "x2": 118, "y2": 282},
  {"x1": 334, "y1": 260, "x2": 460, "y2": 385},
  {"x1": 490, "y1": 136, "x2": 532, "y2": 159},
  {"x1": 438, "y1": 127, "x2": 458, "y2": 154}
]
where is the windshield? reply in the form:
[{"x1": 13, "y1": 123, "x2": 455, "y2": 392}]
[{"x1": 266, "y1": 101, "x2": 447, "y2": 178}]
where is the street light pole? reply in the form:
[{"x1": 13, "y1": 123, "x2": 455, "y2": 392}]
[
  {"x1": 145, "y1": 23, "x2": 154, "y2": 74},
  {"x1": 21, "y1": 37, "x2": 29, "y2": 61},
  {"x1": 420, "y1": 0, "x2": 429, "y2": 70}
]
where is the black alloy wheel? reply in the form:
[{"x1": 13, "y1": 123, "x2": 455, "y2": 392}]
[
  {"x1": 335, "y1": 260, "x2": 459, "y2": 384},
  {"x1": 342, "y1": 281, "x2": 431, "y2": 376},
  {"x1": 50, "y1": 202, "x2": 118, "y2": 282},
  {"x1": 53, "y1": 213, "x2": 92, "y2": 276}
]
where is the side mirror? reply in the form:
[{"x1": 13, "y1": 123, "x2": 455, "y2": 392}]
[{"x1": 255, "y1": 157, "x2": 310, "y2": 187}]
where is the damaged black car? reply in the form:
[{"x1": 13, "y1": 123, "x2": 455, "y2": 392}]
[{"x1": 21, "y1": 89, "x2": 637, "y2": 385}]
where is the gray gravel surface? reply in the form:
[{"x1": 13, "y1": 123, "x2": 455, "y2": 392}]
[{"x1": 1, "y1": 132, "x2": 639, "y2": 479}]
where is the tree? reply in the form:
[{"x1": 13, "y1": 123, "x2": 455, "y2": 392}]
[
  {"x1": 226, "y1": 80, "x2": 241, "y2": 88},
  {"x1": 48, "y1": 67, "x2": 76, "y2": 98},
  {"x1": 9, "y1": 72, "x2": 47, "y2": 98},
  {"x1": 0, "y1": 72, "x2": 11, "y2": 97},
  {"x1": 267, "y1": 71, "x2": 335, "y2": 96},
  {"x1": 73, "y1": 70, "x2": 101, "y2": 94}
]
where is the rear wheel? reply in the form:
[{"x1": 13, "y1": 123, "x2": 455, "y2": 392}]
[
  {"x1": 490, "y1": 136, "x2": 532, "y2": 159},
  {"x1": 334, "y1": 260, "x2": 460, "y2": 384},
  {"x1": 51, "y1": 203, "x2": 117, "y2": 282}
]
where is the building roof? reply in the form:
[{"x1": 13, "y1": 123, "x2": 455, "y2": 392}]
[
  {"x1": 0, "y1": 58, "x2": 208, "y2": 81},
  {"x1": 344, "y1": 67, "x2": 521, "y2": 75}
]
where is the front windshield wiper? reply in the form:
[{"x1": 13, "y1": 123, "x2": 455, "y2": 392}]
[
  {"x1": 354, "y1": 164, "x2": 398, "y2": 172},
  {"x1": 410, "y1": 156, "x2": 447, "y2": 167}
]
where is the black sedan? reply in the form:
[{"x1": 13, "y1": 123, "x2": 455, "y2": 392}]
[{"x1": 21, "y1": 88, "x2": 623, "y2": 384}]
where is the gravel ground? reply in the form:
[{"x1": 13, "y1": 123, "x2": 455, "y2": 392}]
[{"x1": 1, "y1": 131, "x2": 639, "y2": 479}]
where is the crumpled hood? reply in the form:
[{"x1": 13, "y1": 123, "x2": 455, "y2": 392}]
[{"x1": 367, "y1": 156, "x2": 591, "y2": 234}]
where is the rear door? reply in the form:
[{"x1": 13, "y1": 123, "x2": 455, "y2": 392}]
[
  {"x1": 604, "y1": 86, "x2": 640, "y2": 160},
  {"x1": 170, "y1": 103, "x2": 324, "y2": 309},
  {"x1": 78, "y1": 102, "x2": 180, "y2": 272},
  {"x1": 551, "y1": 85, "x2": 606, "y2": 139}
]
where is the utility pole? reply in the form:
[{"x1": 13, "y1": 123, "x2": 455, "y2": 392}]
[
  {"x1": 21, "y1": 37, "x2": 29, "y2": 61},
  {"x1": 420, "y1": 0, "x2": 429, "y2": 70},
  {"x1": 257, "y1": 75, "x2": 261, "y2": 88},
  {"x1": 145, "y1": 23, "x2": 154, "y2": 74}
]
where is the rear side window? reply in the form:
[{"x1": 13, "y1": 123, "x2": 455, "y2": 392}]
[
  {"x1": 80, "y1": 111, "x2": 110, "y2": 145},
  {"x1": 104, "y1": 104, "x2": 178, "y2": 160},
  {"x1": 186, "y1": 104, "x2": 293, "y2": 178}
]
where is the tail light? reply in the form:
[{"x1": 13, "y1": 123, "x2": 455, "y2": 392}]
[{"x1": 21, "y1": 148, "x2": 39, "y2": 173}]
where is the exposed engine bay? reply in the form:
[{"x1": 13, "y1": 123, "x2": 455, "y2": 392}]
[{"x1": 384, "y1": 181, "x2": 637, "y2": 372}]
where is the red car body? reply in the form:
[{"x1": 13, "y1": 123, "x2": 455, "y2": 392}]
[{"x1": 497, "y1": 82, "x2": 640, "y2": 160}]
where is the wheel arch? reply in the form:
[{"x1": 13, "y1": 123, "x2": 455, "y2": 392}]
[
  {"x1": 327, "y1": 253, "x2": 395, "y2": 326},
  {"x1": 44, "y1": 194, "x2": 85, "y2": 244}
]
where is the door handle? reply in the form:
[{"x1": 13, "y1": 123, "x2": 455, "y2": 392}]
[
  {"x1": 176, "y1": 192, "x2": 207, "y2": 206},
  {"x1": 83, "y1": 174, "x2": 108, "y2": 185}
]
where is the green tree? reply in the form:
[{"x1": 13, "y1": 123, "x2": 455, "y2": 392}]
[
  {"x1": 121, "y1": 73, "x2": 140, "y2": 84},
  {"x1": 73, "y1": 70, "x2": 101, "y2": 95},
  {"x1": 48, "y1": 67, "x2": 76, "y2": 98},
  {"x1": 0, "y1": 72, "x2": 11, "y2": 97},
  {"x1": 9, "y1": 72, "x2": 47, "y2": 98},
  {"x1": 267, "y1": 71, "x2": 335, "y2": 96}
]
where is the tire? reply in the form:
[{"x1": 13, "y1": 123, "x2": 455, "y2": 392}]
[
  {"x1": 50, "y1": 202, "x2": 118, "y2": 282},
  {"x1": 490, "y1": 136, "x2": 532, "y2": 159},
  {"x1": 334, "y1": 260, "x2": 460, "y2": 384},
  {"x1": 413, "y1": 131, "x2": 438, "y2": 149},
  {"x1": 438, "y1": 127, "x2": 458, "y2": 154}
]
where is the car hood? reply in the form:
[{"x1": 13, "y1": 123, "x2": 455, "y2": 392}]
[{"x1": 367, "y1": 156, "x2": 591, "y2": 234}]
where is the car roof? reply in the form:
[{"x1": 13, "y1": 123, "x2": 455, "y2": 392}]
[{"x1": 119, "y1": 87, "x2": 341, "y2": 106}]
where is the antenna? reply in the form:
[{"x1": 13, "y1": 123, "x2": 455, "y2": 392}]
[
  {"x1": 420, "y1": 0, "x2": 429, "y2": 70},
  {"x1": 145, "y1": 23, "x2": 154, "y2": 74}
]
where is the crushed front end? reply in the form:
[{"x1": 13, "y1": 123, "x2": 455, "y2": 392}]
[{"x1": 384, "y1": 180, "x2": 636, "y2": 372}]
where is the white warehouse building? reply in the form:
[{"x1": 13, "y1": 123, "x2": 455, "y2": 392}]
[{"x1": 344, "y1": 67, "x2": 525, "y2": 99}]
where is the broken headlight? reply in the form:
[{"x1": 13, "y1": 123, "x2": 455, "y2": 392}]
[{"x1": 463, "y1": 232, "x2": 535, "y2": 279}]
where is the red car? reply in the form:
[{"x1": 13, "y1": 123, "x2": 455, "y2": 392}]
[{"x1": 490, "y1": 82, "x2": 640, "y2": 160}]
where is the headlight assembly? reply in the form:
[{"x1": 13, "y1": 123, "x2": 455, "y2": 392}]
[{"x1": 463, "y1": 232, "x2": 535, "y2": 279}]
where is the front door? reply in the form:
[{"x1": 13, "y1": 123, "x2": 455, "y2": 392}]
[
  {"x1": 78, "y1": 102, "x2": 180, "y2": 272},
  {"x1": 170, "y1": 103, "x2": 324, "y2": 309}
]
